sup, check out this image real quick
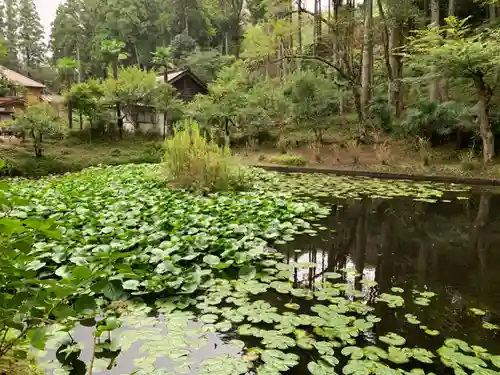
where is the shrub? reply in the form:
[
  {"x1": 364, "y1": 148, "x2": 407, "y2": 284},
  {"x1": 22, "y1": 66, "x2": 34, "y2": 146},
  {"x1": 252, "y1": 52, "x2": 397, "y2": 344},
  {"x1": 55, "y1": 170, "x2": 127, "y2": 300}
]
[
  {"x1": 11, "y1": 103, "x2": 65, "y2": 157},
  {"x1": 163, "y1": 120, "x2": 245, "y2": 192},
  {"x1": 269, "y1": 154, "x2": 307, "y2": 166},
  {"x1": 399, "y1": 100, "x2": 472, "y2": 140}
]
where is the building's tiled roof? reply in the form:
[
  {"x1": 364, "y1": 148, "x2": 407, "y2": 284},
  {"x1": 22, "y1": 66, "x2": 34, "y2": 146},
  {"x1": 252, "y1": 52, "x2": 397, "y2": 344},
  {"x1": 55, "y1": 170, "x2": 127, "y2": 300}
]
[{"x1": 0, "y1": 67, "x2": 46, "y2": 88}]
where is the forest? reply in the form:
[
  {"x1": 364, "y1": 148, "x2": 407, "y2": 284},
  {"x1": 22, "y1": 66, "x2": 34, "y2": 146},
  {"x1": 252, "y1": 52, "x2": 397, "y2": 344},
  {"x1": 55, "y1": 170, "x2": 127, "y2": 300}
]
[{"x1": 2, "y1": 0, "x2": 500, "y2": 173}]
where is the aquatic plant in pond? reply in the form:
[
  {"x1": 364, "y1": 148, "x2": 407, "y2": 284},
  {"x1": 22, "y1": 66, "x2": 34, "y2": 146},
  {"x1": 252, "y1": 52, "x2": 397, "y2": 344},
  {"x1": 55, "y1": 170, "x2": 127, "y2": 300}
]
[{"x1": 1, "y1": 163, "x2": 499, "y2": 374}]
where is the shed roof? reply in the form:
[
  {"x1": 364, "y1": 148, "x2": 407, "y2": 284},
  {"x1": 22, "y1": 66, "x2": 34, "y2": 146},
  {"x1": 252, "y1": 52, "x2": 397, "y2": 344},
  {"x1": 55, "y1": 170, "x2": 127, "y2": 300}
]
[
  {"x1": 0, "y1": 67, "x2": 46, "y2": 88},
  {"x1": 156, "y1": 69, "x2": 207, "y2": 91}
]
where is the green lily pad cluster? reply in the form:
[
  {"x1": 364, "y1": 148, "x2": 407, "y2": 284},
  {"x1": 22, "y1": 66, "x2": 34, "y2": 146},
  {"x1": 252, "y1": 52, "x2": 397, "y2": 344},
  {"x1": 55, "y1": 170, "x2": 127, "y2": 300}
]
[
  {"x1": 2, "y1": 164, "x2": 499, "y2": 375},
  {"x1": 254, "y1": 172, "x2": 471, "y2": 201}
]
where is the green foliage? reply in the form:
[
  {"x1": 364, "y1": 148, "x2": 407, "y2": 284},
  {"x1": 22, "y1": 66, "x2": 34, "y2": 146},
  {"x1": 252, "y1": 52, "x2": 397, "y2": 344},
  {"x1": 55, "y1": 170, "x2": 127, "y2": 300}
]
[
  {"x1": 184, "y1": 49, "x2": 235, "y2": 82},
  {"x1": 400, "y1": 100, "x2": 472, "y2": 138},
  {"x1": 11, "y1": 103, "x2": 65, "y2": 157},
  {"x1": 269, "y1": 154, "x2": 307, "y2": 166},
  {"x1": 163, "y1": 120, "x2": 246, "y2": 191},
  {"x1": 283, "y1": 70, "x2": 339, "y2": 142},
  {"x1": 66, "y1": 79, "x2": 108, "y2": 133},
  {"x1": 18, "y1": 0, "x2": 45, "y2": 68},
  {"x1": 104, "y1": 66, "x2": 157, "y2": 106},
  {"x1": 405, "y1": 17, "x2": 500, "y2": 83},
  {"x1": 56, "y1": 57, "x2": 78, "y2": 88}
]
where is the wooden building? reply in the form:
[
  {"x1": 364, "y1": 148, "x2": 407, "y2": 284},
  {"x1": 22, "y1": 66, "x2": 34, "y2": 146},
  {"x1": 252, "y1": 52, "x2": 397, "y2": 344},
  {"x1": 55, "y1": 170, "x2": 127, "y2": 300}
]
[
  {"x1": 156, "y1": 69, "x2": 208, "y2": 101},
  {"x1": 124, "y1": 69, "x2": 208, "y2": 136},
  {"x1": 0, "y1": 67, "x2": 46, "y2": 104}
]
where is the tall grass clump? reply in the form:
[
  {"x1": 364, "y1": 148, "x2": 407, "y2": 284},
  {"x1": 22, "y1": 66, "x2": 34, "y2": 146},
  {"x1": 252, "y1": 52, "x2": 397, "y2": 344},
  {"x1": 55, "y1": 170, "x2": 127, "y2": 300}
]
[{"x1": 163, "y1": 120, "x2": 246, "y2": 192}]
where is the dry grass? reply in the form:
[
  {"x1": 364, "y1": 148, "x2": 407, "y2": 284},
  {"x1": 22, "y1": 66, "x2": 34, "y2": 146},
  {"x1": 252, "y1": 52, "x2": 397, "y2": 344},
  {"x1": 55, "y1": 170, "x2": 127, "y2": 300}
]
[{"x1": 238, "y1": 140, "x2": 500, "y2": 180}]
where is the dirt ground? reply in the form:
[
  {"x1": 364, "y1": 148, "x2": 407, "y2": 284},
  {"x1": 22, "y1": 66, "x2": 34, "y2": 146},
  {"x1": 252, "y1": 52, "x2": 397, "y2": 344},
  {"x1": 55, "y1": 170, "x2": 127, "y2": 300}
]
[{"x1": 237, "y1": 142, "x2": 500, "y2": 180}]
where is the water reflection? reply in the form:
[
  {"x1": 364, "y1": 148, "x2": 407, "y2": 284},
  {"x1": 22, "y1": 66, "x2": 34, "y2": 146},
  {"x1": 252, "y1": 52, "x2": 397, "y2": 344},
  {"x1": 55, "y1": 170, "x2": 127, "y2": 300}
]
[{"x1": 279, "y1": 193, "x2": 500, "y2": 352}]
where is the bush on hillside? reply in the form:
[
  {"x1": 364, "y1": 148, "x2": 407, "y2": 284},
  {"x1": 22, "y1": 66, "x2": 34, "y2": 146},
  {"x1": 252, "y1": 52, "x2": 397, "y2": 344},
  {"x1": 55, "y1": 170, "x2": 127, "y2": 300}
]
[
  {"x1": 399, "y1": 100, "x2": 472, "y2": 139},
  {"x1": 163, "y1": 120, "x2": 246, "y2": 192}
]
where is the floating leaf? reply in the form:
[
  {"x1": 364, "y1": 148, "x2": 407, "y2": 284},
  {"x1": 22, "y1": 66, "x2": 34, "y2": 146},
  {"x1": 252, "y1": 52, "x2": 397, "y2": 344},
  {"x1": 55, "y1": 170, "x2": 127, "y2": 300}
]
[
  {"x1": 238, "y1": 265, "x2": 256, "y2": 280},
  {"x1": 200, "y1": 314, "x2": 219, "y2": 324},
  {"x1": 203, "y1": 254, "x2": 221, "y2": 266},
  {"x1": 379, "y1": 333, "x2": 406, "y2": 346},
  {"x1": 261, "y1": 349, "x2": 299, "y2": 371},
  {"x1": 482, "y1": 322, "x2": 500, "y2": 330},
  {"x1": 391, "y1": 287, "x2": 404, "y2": 293},
  {"x1": 307, "y1": 360, "x2": 336, "y2": 375},
  {"x1": 470, "y1": 308, "x2": 486, "y2": 316},
  {"x1": 404, "y1": 314, "x2": 421, "y2": 325},
  {"x1": 376, "y1": 293, "x2": 404, "y2": 308},
  {"x1": 425, "y1": 329, "x2": 440, "y2": 336},
  {"x1": 388, "y1": 346, "x2": 410, "y2": 364}
]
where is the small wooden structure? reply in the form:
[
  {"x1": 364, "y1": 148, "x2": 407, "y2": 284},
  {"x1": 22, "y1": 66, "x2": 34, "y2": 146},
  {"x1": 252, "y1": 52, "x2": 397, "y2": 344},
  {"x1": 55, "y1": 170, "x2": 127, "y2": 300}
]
[
  {"x1": 124, "y1": 69, "x2": 208, "y2": 135},
  {"x1": 0, "y1": 97, "x2": 26, "y2": 122},
  {"x1": 156, "y1": 69, "x2": 208, "y2": 101}
]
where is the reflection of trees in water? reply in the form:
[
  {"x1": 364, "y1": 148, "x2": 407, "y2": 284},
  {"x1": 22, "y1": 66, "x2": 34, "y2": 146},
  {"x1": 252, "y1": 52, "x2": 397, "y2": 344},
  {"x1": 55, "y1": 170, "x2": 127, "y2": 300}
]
[{"x1": 282, "y1": 192, "x2": 500, "y2": 344}]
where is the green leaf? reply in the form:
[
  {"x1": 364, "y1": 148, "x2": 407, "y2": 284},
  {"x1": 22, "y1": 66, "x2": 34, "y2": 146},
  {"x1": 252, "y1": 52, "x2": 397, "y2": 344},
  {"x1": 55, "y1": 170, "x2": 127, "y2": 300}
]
[
  {"x1": 28, "y1": 327, "x2": 47, "y2": 350},
  {"x1": 261, "y1": 349, "x2": 299, "y2": 372},
  {"x1": 387, "y1": 346, "x2": 410, "y2": 364},
  {"x1": 469, "y1": 308, "x2": 486, "y2": 316},
  {"x1": 122, "y1": 279, "x2": 140, "y2": 290},
  {"x1": 325, "y1": 272, "x2": 342, "y2": 280},
  {"x1": 307, "y1": 360, "x2": 337, "y2": 375},
  {"x1": 342, "y1": 346, "x2": 365, "y2": 360},
  {"x1": 203, "y1": 254, "x2": 221, "y2": 266},
  {"x1": 200, "y1": 314, "x2": 219, "y2": 324},
  {"x1": 391, "y1": 287, "x2": 404, "y2": 293},
  {"x1": 491, "y1": 355, "x2": 500, "y2": 368},
  {"x1": 404, "y1": 313, "x2": 421, "y2": 325},
  {"x1": 379, "y1": 333, "x2": 406, "y2": 346},
  {"x1": 74, "y1": 295, "x2": 97, "y2": 314},
  {"x1": 425, "y1": 329, "x2": 440, "y2": 336},
  {"x1": 482, "y1": 322, "x2": 499, "y2": 330},
  {"x1": 101, "y1": 280, "x2": 125, "y2": 300},
  {"x1": 238, "y1": 265, "x2": 256, "y2": 280}
]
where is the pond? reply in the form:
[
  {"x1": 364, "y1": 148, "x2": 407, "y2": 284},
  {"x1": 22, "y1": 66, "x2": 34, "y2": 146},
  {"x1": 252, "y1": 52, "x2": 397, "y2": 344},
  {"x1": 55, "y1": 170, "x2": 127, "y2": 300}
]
[{"x1": 3, "y1": 166, "x2": 500, "y2": 375}]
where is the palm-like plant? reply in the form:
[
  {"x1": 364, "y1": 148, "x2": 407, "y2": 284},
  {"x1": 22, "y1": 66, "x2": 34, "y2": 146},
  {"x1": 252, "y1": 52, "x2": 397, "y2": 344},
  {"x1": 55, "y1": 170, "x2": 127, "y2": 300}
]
[
  {"x1": 100, "y1": 40, "x2": 128, "y2": 137},
  {"x1": 56, "y1": 57, "x2": 78, "y2": 89},
  {"x1": 101, "y1": 40, "x2": 128, "y2": 79},
  {"x1": 152, "y1": 46, "x2": 176, "y2": 83}
]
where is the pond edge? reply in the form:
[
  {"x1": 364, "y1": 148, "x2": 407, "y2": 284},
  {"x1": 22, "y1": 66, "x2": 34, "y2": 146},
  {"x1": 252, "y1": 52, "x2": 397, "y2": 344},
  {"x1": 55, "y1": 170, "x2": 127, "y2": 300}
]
[{"x1": 254, "y1": 165, "x2": 500, "y2": 186}]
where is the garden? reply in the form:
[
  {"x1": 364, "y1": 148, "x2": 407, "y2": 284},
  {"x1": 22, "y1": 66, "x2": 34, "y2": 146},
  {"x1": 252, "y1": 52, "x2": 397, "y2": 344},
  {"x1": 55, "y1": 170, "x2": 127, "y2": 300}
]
[{"x1": 1, "y1": 126, "x2": 500, "y2": 374}]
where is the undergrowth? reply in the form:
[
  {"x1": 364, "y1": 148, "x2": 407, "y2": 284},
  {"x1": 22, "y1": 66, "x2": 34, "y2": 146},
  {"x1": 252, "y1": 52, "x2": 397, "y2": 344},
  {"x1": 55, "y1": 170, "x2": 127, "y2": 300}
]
[{"x1": 269, "y1": 154, "x2": 307, "y2": 166}]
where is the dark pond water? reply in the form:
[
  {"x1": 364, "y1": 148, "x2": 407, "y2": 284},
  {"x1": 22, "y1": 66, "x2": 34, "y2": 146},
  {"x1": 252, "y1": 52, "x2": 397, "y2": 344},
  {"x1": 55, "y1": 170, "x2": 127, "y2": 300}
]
[{"x1": 38, "y1": 189, "x2": 500, "y2": 375}]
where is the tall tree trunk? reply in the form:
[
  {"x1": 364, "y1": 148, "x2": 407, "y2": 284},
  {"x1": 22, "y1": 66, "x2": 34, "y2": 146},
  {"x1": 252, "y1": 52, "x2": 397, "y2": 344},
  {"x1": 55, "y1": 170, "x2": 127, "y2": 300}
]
[
  {"x1": 429, "y1": 0, "x2": 440, "y2": 102},
  {"x1": 440, "y1": 0, "x2": 455, "y2": 101},
  {"x1": 389, "y1": 20, "x2": 403, "y2": 118},
  {"x1": 68, "y1": 99, "x2": 73, "y2": 130},
  {"x1": 298, "y1": 0, "x2": 303, "y2": 58},
  {"x1": 224, "y1": 0, "x2": 229, "y2": 54},
  {"x1": 360, "y1": 0, "x2": 373, "y2": 120},
  {"x1": 474, "y1": 76, "x2": 494, "y2": 163},
  {"x1": 313, "y1": 0, "x2": 321, "y2": 51},
  {"x1": 113, "y1": 60, "x2": 123, "y2": 139},
  {"x1": 448, "y1": 0, "x2": 455, "y2": 19},
  {"x1": 489, "y1": 3, "x2": 496, "y2": 21}
]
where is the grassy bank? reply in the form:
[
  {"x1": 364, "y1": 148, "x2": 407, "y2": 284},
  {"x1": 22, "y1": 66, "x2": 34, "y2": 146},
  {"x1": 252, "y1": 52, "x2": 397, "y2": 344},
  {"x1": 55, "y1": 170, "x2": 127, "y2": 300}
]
[{"x1": 0, "y1": 136, "x2": 163, "y2": 176}]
